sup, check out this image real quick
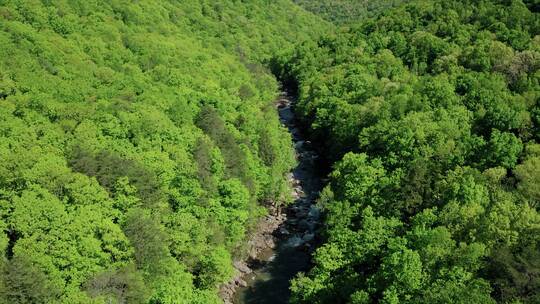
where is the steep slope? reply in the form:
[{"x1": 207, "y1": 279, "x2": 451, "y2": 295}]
[
  {"x1": 277, "y1": 0, "x2": 540, "y2": 303},
  {"x1": 0, "y1": 1, "x2": 330, "y2": 303}
]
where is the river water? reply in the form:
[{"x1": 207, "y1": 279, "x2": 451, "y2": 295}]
[{"x1": 232, "y1": 93, "x2": 325, "y2": 304}]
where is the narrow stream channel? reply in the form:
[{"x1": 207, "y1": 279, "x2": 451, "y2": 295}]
[{"x1": 232, "y1": 92, "x2": 325, "y2": 304}]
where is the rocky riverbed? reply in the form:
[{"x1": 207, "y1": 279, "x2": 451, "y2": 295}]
[{"x1": 219, "y1": 92, "x2": 324, "y2": 304}]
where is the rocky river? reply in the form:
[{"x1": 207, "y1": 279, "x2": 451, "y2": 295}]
[{"x1": 219, "y1": 92, "x2": 325, "y2": 304}]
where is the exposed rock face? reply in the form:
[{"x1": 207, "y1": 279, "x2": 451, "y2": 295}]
[
  {"x1": 219, "y1": 205, "x2": 286, "y2": 303},
  {"x1": 220, "y1": 92, "x2": 324, "y2": 304}
]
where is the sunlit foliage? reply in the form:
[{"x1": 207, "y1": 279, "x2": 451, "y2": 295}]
[{"x1": 278, "y1": 0, "x2": 540, "y2": 303}]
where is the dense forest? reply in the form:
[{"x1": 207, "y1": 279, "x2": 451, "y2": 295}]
[
  {"x1": 1, "y1": 0, "x2": 539, "y2": 304},
  {"x1": 0, "y1": 1, "x2": 329, "y2": 303},
  {"x1": 275, "y1": 0, "x2": 540, "y2": 303},
  {"x1": 293, "y1": 0, "x2": 407, "y2": 24}
]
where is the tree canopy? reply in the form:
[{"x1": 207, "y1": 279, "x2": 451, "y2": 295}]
[
  {"x1": 0, "y1": 1, "x2": 330, "y2": 303},
  {"x1": 276, "y1": 0, "x2": 540, "y2": 303},
  {"x1": 1, "y1": 0, "x2": 539, "y2": 303}
]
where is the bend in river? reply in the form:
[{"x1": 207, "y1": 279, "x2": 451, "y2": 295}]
[{"x1": 231, "y1": 92, "x2": 325, "y2": 304}]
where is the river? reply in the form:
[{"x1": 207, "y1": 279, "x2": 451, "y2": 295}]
[{"x1": 231, "y1": 92, "x2": 325, "y2": 304}]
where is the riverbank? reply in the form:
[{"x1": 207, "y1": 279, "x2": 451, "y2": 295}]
[{"x1": 219, "y1": 92, "x2": 325, "y2": 304}]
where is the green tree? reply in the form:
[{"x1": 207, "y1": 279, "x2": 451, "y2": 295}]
[
  {"x1": 0, "y1": 255, "x2": 59, "y2": 304},
  {"x1": 514, "y1": 156, "x2": 540, "y2": 208}
]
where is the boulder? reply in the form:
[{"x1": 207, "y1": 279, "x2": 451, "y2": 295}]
[
  {"x1": 308, "y1": 205, "x2": 320, "y2": 220},
  {"x1": 235, "y1": 278, "x2": 248, "y2": 287},
  {"x1": 302, "y1": 233, "x2": 315, "y2": 242},
  {"x1": 285, "y1": 236, "x2": 304, "y2": 248},
  {"x1": 233, "y1": 261, "x2": 252, "y2": 274}
]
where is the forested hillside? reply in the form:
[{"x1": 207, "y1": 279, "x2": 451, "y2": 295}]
[
  {"x1": 276, "y1": 0, "x2": 540, "y2": 303},
  {"x1": 2, "y1": 0, "x2": 540, "y2": 303},
  {"x1": 0, "y1": 1, "x2": 329, "y2": 303},
  {"x1": 293, "y1": 0, "x2": 407, "y2": 24}
]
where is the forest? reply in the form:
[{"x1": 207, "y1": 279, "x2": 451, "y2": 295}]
[
  {"x1": 276, "y1": 0, "x2": 540, "y2": 303},
  {"x1": 0, "y1": 0, "x2": 538, "y2": 304},
  {"x1": 293, "y1": 0, "x2": 407, "y2": 24},
  {"x1": 0, "y1": 1, "x2": 328, "y2": 303}
]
